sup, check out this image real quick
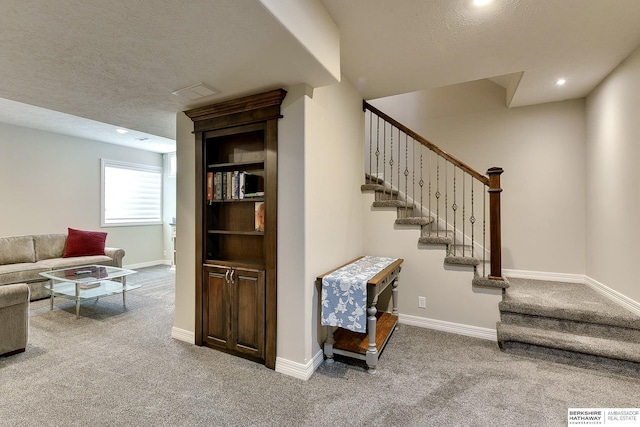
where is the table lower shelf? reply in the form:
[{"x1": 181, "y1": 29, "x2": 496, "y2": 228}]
[
  {"x1": 332, "y1": 311, "x2": 398, "y2": 358},
  {"x1": 46, "y1": 280, "x2": 141, "y2": 300}
]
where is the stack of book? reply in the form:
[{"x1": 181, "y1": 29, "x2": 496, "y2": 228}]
[{"x1": 207, "y1": 171, "x2": 263, "y2": 201}]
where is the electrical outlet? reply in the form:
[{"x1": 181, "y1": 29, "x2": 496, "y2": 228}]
[{"x1": 418, "y1": 296, "x2": 426, "y2": 309}]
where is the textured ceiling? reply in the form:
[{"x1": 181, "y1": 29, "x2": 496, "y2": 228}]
[
  {"x1": 321, "y1": 0, "x2": 640, "y2": 106},
  {"x1": 1, "y1": 0, "x2": 640, "y2": 153}
]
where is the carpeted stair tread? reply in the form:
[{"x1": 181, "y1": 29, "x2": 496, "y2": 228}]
[
  {"x1": 395, "y1": 217, "x2": 433, "y2": 226},
  {"x1": 372, "y1": 200, "x2": 414, "y2": 209},
  {"x1": 472, "y1": 276, "x2": 510, "y2": 289},
  {"x1": 418, "y1": 232, "x2": 453, "y2": 245},
  {"x1": 500, "y1": 278, "x2": 640, "y2": 331},
  {"x1": 444, "y1": 255, "x2": 480, "y2": 266},
  {"x1": 497, "y1": 322, "x2": 640, "y2": 364}
]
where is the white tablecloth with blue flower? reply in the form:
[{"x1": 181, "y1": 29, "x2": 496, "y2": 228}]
[{"x1": 320, "y1": 256, "x2": 397, "y2": 333}]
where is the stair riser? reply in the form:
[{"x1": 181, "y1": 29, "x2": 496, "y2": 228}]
[
  {"x1": 375, "y1": 191, "x2": 398, "y2": 201},
  {"x1": 396, "y1": 207, "x2": 414, "y2": 219},
  {"x1": 500, "y1": 312, "x2": 640, "y2": 343},
  {"x1": 497, "y1": 325, "x2": 640, "y2": 364},
  {"x1": 500, "y1": 341, "x2": 640, "y2": 372}
]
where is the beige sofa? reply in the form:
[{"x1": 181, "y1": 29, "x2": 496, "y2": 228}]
[
  {"x1": 0, "y1": 234, "x2": 125, "y2": 301},
  {"x1": 0, "y1": 283, "x2": 30, "y2": 356}
]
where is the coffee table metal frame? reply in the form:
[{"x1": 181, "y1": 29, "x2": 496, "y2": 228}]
[{"x1": 40, "y1": 265, "x2": 139, "y2": 318}]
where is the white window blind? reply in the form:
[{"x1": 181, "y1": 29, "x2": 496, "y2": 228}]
[{"x1": 101, "y1": 160, "x2": 162, "y2": 226}]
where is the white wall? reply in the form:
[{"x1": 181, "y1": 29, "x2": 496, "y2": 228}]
[
  {"x1": 371, "y1": 80, "x2": 587, "y2": 276},
  {"x1": 586, "y1": 45, "x2": 640, "y2": 303},
  {"x1": 0, "y1": 122, "x2": 165, "y2": 267}
]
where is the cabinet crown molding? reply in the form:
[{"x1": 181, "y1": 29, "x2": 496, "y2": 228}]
[{"x1": 184, "y1": 88, "x2": 287, "y2": 123}]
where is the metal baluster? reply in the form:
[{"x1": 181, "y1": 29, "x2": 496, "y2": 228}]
[
  {"x1": 404, "y1": 134, "x2": 409, "y2": 211},
  {"x1": 419, "y1": 149, "x2": 424, "y2": 219},
  {"x1": 435, "y1": 157, "x2": 440, "y2": 237},
  {"x1": 389, "y1": 125, "x2": 394, "y2": 198},
  {"x1": 428, "y1": 150, "x2": 431, "y2": 225},
  {"x1": 470, "y1": 178, "x2": 476, "y2": 258},
  {"x1": 483, "y1": 183, "x2": 487, "y2": 277},
  {"x1": 462, "y1": 172, "x2": 466, "y2": 257},
  {"x1": 383, "y1": 121, "x2": 387, "y2": 198},
  {"x1": 412, "y1": 137, "x2": 416, "y2": 218},
  {"x1": 375, "y1": 116, "x2": 380, "y2": 185},
  {"x1": 452, "y1": 166, "x2": 457, "y2": 256},
  {"x1": 445, "y1": 160, "x2": 448, "y2": 240},
  {"x1": 397, "y1": 129, "x2": 400, "y2": 204},
  {"x1": 368, "y1": 110, "x2": 372, "y2": 180}
]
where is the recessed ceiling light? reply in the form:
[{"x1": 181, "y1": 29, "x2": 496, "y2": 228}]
[
  {"x1": 556, "y1": 78, "x2": 567, "y2": 86},
  {"x1": 116, "y1": 128, "x2": 128, "y2": 134},
  {"x1": 473, "y1": 0, "x2": 493, "y2": 6}
]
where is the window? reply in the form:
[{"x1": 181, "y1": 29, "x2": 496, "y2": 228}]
[
  {"x1": 101, "y1": 159, "x2": 162, "y2": 226},
  {"x1": 168, "y1": 152, "x2": 177, "y2": 178}
]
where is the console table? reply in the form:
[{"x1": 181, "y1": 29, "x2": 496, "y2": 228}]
[{"x1": 317, "y1": 256, "x2": 403, "y2": 372}]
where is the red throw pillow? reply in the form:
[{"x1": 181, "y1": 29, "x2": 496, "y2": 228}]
[{"x1": 63, "y1": 228, "x2": 108, "y2": 258}]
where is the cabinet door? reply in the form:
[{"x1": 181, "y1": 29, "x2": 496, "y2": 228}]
[
  {"x1": 229, "y1": 268, "x2": 265, "y2": 359},
  {"x1": 203, "y1": 265, "x2": 229, "y2": 349}
]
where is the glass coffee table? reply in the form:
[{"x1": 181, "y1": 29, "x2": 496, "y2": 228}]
[{"x1": 40, "y1": 265, "x2": 139, "y2": 318}]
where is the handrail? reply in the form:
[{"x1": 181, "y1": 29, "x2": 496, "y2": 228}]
[{"x1": 363, "y1": 101, "x2": 489, "y2": 186}]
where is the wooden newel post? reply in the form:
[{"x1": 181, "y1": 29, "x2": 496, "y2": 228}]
[{"x1": 487, "y1": 167, "x2": 504, "y2": 281}]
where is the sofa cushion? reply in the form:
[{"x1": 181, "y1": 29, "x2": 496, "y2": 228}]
[
  {"x1": 0, "y1": 263, "x2": 50, "y2": 286},
  {"x1": 0, "y1": 236, "x2": 36, "y2": 265},
  {"x1": 34, "y1": 234, "x2": 67, "y2": 261},
  {"x1": 36, "y1": 255, "x2": 113, "y2": 269},
  {"x1": 63, "y1": 228, "x2": 107, "y2": 258}
]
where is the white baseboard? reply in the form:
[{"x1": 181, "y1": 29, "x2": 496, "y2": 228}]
[
  {"x1": 123, "y1": 259, "x2": 170, "y2": 270},
  {"x1": 502, "y1": 268, "x2": 584, "y2": 283},
  {"x1": 171, "y1": 327, "x2": 195, "y2": 344},
  {"x1": 399, "y1": 314, "x2": 497, "y2": 341},
  {"x1": 584, "y1": 276, "x2": 640, "y2": 316},
  {"x1": 275, "y1": 350, "x2": 324, "y2": 381}
]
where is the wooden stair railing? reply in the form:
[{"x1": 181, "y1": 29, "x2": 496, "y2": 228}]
[{"x1": 363, "y1": 101, "x2": 504, "y2": 282}]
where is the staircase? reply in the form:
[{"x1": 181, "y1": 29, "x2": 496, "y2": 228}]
[
  {"x1": 363, "y1": 101, "x2": 640, "y2": 370},
  {"x1": 497, "y1": 277, "x2": 640, "y2": 368},
  {"x1": 361, "y1": 175, "x2": 506, "y2": 289}
]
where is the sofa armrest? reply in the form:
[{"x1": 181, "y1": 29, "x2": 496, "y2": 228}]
[
  {"x1": 104, "y1": 247, "x2": 125, "y2": 268},
  {"x1": 0, "y1": 283, "x2": 30, "y2": 309}
]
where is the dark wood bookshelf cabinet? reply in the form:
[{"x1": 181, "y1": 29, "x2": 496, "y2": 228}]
[{"x1": 186, "y1": 89, "x2": 286, "y2": 369}]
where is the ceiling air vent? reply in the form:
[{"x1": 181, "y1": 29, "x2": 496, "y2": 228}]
[{"x1": 172, "y1": 83, "x2": 218, "y2": 101}]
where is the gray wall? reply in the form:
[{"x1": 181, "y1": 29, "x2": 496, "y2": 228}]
[
  {"x1": 586, "y1": 44, "x2": 640, "y2": 303},
  {"x1": 0, "y1": 122, "x2": 165, "y2": 267},
  {"x1": 371, "y1": 81, "x2": 587, "y2": 276}
]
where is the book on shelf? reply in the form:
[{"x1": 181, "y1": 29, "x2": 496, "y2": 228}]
[
  {"x1": 206, "y1": 172, "x2": 214, "y2": 202},
  {"x1": 231, "y1": 171, "x2": 239, "y2": 199},
  {"x1": 209, "y1": 170, "x2": 263, "y2": 200},
  {"x1": 78, "y1": 281, "x2": 101, "y2": 289},
  {"x1": 222, "y1": 172, "x2": 228, "y2": 200},
  {"x1": 214, "y1": 172, "x2": 222, "y2": 200},
  {"x1": 255, "y1": 201, "x2": 265, "y2": 232}
]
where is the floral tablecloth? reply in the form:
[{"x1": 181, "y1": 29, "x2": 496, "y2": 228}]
[{"x1": 320, "y1": 256, "x2": 397, "y2": 333}]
